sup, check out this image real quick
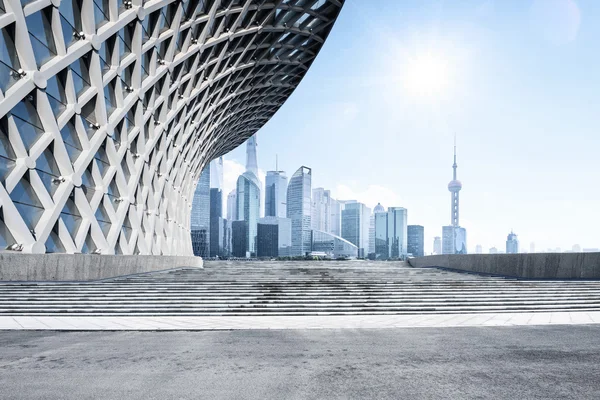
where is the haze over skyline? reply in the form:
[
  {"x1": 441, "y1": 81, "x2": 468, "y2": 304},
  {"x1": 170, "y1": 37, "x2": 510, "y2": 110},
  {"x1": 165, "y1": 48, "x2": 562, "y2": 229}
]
[{"x1": 217, "y1": 0, "x2": 600, "y2": 254}]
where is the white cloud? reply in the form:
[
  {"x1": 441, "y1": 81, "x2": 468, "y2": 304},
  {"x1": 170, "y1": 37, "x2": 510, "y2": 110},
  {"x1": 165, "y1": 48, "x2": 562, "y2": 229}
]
[
  {"x1": 333, "y1": 183, "x2": 403, "y2": 210},
  {"x1": 222, "y1": 158, "x2": 245, "y2": 198}
]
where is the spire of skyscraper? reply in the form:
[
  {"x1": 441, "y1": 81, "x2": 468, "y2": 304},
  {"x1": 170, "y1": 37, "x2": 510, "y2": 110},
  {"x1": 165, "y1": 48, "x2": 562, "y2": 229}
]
[
  {"x1": 452, "y1": 133, "x2": 457, "y2": 180},
  {"x1": 246, "y1": 135, "x2": 259, "y2": 177}
]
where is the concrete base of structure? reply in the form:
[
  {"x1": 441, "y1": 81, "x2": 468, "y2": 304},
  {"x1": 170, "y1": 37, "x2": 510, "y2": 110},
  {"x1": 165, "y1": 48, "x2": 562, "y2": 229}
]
[
  {"x1": 408, "y1": 253, "x2": 600, "y2": 279},
  {"x1": 0, "y1": 253, "x2": 203, "y2": 281}
]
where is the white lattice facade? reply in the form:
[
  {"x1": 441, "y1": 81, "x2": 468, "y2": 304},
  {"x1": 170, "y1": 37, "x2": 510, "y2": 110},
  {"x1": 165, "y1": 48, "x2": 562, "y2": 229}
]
[{"x1": 0, "y1": 0, "x2": 343, "y2": 255}]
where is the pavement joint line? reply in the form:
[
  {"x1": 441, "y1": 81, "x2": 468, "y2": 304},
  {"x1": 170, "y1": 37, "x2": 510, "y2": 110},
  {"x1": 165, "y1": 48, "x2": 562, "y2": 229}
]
[
  {"x1": 31, "y1": 316, "x2": 53, "y2": 329},
  {"x1": 11, "y1": 316, "x2": 23, "y2": 329}
]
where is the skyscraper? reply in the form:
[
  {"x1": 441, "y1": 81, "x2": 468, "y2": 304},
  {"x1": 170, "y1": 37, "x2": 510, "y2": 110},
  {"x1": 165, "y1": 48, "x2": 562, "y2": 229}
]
[
  {"x1": 475, "y1": 244, "x2": 483, "y2": 254},
  {"x1": 442, "y1": 138, "x2": 467, "y2": 254},
  {"x1": 387, "y1": 207, "x2": 408, "y2": 259},
  {"x1": 191, "y1": 164, "x2": 210, "y2": 257},
  {"x1": 287, "y1": 166, "x2": 312, "y2": 256},
  {"x1": 341, "y1": 202, "x2": 371, "y2": 258},
  {"x1": 209, "y1": 157, "x2": 225, "y2": 257},
  {"x1": 407, "y1": 225, "x2": 425, "y2": 257},
  {"x1": 506, "y1": 231, "x2": 519, "y2": 254},
  {"x1": 312, "y1": 188, "x2": 332, "y2": 232},
  {"x1": 433, "y1": 237, "x2": 442, "y2": 255},
  {"x1": 369, "y1": 203, "x2": 386, "y2": 257},
  {"x1": 210, "y1": 157, "x2": 224, "y2": 189},
  {"x1": 245, "y1": 135, "x2": 259, "y2": 178},
  {"x1": 209, "y1": 187, "x2": 224, "y2": 257},
  {"x1": 442, "y1": 226, "x2": 454, "y2": 255},
  {"x1": 265, "y1": 171, "x2": 288, "y2": 218},
  {"x1": 227, "y1": 190, "x2": 237, "y2": 221},
  {"x1": 375, "y1": 212, "x2": 388, "y2": 259},
  {"x1": 374, "y1": 207, "x2": 408, "y2": 260},
  {"x1": 231, "y1": 221, "x2": 248, "y2": 257},
  {"x1": 234, "y1": 135, "x2": 261, "y2": 256},
  {"x1": 329, "y1": 199, "x2": 343, "y2": 236}
]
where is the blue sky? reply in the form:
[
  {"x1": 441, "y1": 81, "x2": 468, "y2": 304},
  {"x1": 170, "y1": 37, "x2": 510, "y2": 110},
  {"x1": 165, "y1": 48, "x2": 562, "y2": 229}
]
[{"x1": 220, "y1": 0, "x2": 600, "y2": 253}]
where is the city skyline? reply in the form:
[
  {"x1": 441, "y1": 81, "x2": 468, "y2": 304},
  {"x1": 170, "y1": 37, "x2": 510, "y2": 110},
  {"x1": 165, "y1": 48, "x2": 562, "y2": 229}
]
[
  {"x1": 216, "y1": 0, "x2": 600, "y2": 254},
  {"x1": 211, "y1": 139, "x2": 595, "y2": 256}
]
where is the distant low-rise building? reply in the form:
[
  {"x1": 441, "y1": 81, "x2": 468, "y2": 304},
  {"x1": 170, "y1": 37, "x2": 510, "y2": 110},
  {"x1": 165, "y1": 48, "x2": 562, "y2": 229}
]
[
  {"x1": 442, "y1": 225, "x2": 467, "y2": 254},
  {"x1": 312, "y1": 230, "x2": 359, "y2": 259},
  {"x1": 257, "y1": 217, "x2": 292, "y2": 258}
]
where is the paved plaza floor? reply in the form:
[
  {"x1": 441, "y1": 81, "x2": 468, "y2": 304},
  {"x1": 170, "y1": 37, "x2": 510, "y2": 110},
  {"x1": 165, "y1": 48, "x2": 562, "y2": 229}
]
[
  {"x1": 1, "y1": 326, "x2": 600, "y2": 399},
  {"x1": 2, "y1": 262, "x2": 600, "y2": 398}
]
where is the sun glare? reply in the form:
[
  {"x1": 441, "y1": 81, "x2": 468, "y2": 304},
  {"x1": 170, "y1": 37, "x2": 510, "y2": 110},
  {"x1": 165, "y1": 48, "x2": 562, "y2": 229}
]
[{"x1": 403, "y1": 53, "x2": 451, "y2": 98}]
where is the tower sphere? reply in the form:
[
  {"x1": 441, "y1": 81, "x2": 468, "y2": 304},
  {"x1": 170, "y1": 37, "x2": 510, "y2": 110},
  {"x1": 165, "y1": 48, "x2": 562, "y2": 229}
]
[{"x1": 448, "y1": 180, "x2": 462, "y2": 192}]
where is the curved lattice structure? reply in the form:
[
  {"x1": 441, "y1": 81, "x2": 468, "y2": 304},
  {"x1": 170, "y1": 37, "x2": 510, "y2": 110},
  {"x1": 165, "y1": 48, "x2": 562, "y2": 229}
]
[{"x1": 0, "y1": 0, "x2": 343, "y2": 255}]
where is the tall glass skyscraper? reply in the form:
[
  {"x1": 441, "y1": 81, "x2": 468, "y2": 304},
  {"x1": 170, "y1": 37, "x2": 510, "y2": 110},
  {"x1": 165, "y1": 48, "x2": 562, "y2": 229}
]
[
  {"x1": 341, "y1": 202, "x2": 371, "y2": 258},
  {"x1": 434, "y1": 236, "x2": 442, "y2": 255},
  {"x1": 287, "y1": 166, "x2": 312, "y2": 256},
  {"x1": 209, "y1": 157, "x2": 224, "y2": 257},
  {"x1": 210, "y1": 157, "x2": 224, "y2": 190},
  {"x1": 234, "y1": 135, "x2": 261, "y2": 257},
  {"x1": 265, "y1": 171, "x2": 288, "y2": 218},
  {"x1": 407, "y1": 225, "x2": 425, "y2": 257},
  {"x1": 190, "y1": 164, "x2": 211, "y2": 257},
  {"x1": 374, "y1": 212, "x2": 388, "y2": 259},
  {"x1": 442, "y1": 226, "x2": 454, "y2": 255},
  {"x1": 226, "y1": 190, "x2": 237, "y2": 221},
  {"x1": 329, "y1": 199, "x2": 342, "y2": 237},
  {"x1": 311, "y1": 188, "x2": 332, "y2": 232},
  {"x1": 236, "y1": 173, "x2": 261, "y2": 256},
  {"x1": 370, "y1": 203, "x2": 386, "y2": 257},
  {"x1": 209, "y1": 188, "x2": 223, "y2": 257},
  {"x1": 388, "y1": 207, "x2": 408, "y2": 259},
  {"x1": 374, "y1": 207, "x2": 408, "y2": 260}
]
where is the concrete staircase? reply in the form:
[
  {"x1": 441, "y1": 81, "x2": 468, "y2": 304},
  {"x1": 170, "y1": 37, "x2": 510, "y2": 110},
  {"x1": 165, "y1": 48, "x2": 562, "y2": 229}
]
[{"x1": 1, "y1": 260, "x2": 600, "y2": 316}]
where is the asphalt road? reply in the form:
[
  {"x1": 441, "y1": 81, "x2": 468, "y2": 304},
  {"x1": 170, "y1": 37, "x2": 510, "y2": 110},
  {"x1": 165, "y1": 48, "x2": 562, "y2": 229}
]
[{"x1": 1, "y1": 326, "x2": 600, "y2": 399}]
